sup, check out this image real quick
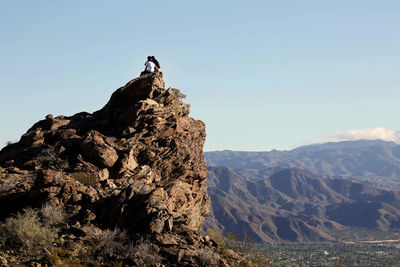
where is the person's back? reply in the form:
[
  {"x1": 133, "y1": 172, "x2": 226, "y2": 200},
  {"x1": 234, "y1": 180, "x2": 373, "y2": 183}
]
[
  {"x1": 145, "y1": 60, "x2": 156, "y2": 72},
  {"x1": 151, "y1": 56, "x2": 160, "y2": 69},
  {"x1": 141, "y1": 56, "x2": 156, "y2": 75},
  {"x1": 140, "y1": 56, "x2": 159, "y2": 76}
]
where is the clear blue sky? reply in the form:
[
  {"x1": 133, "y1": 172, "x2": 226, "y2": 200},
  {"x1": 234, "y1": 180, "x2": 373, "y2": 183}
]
[{"x1": 1, "y1": 1, "x2": 400, "y2": 151}]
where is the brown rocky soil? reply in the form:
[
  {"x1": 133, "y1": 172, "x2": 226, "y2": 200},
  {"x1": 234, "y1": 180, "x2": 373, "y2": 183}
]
[{"x1": 0, "y1": 73, "x2": 239, "y2": 266}]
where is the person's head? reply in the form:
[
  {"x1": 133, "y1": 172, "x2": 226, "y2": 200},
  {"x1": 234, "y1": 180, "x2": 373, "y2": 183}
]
[
  {"x1": 147, "y1": 56, "x2": 152, "y2": 61},
  {"x1": 151, "y1": 56, "x2": 155, "y2": 60}
]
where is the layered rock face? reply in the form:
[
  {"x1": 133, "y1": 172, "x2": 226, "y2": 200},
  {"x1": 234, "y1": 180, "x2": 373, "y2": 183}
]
[{"x1": 0, "y1": 73, "x2": 224, "y2": 266}]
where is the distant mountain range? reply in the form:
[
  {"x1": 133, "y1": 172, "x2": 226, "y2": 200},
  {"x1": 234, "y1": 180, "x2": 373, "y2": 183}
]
[
  {"x1": 205, "y1": 140, "x2": 400, "y2": 190},
  {"x1": 204, "y1": 140, "x2": 400, "y2": 242},
  {"x1": 204, "y1": 166, "x2": 400, "y2": 243}
]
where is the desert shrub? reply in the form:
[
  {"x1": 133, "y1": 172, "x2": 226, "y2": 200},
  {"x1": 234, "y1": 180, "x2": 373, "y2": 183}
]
[
  {"x1": 1, "y1": 208, "x2": 58, "y2": 250},
  {"x1": 52, "y1": 172, "x2": 66, "y2": 183},
  {"x1": 237, "y1": 261, "x2": 252, "y2": 267},
  {"x1": 206, "y1": 228, "x2": 227, "y2": 248},
  {"x1": 84, "y1": 228, "x2": 129, "y2": 258},
  {"x1": 46, "y1": 248, "x2": 82, "y2": 266},
  {"x1": 110, "y1": 261, "x2": 123, "y2": 267},
  {"x1": 54, "y1": 158, "x2": 69, "y2": 170},
  {"x1": 6, "y1": 140, "x2": 16, "y2": 146},
  {"x1": 37, "y1": 148, "x2": 69, "y2": 170},
  {"x1": 242, "y1": 252, "x2": 272, "y2": 267},
  {"x1": 0, "y1": 224, "x2": 7, "y2": 247},
  {"x1": 40, "y1": 203, "x2": 65, "y2": 225},
  {"x1": 37, "y1": 147, "x2": 56, "y2": 160},
  {"x1": 47, "y1": 245, "x2": 124, "y2": 266},
  {"x1": 177, "y1": 91, "x2": 187, "y2": 100},
  {"x1": 130, "y1": 242, "x2": 163, "y2": 266},
  {"x1": 72, "y1": 172, "x2": 98, "y2": 186},
  {"x1": 36, "y1": 148, "x2": 57, "y2": 167},
  {"x1": 197, "y1": 247, "x2": 220, "y2": 267},
  {"x1": 205, "y1": 228, "x2": 273, "y2": 267},
  {"x1": 0, "y1": 173, "x2": 36, "y2": 193},
  {"x1": 0, "y1": 182, "x2": 14, "y2": 193}
]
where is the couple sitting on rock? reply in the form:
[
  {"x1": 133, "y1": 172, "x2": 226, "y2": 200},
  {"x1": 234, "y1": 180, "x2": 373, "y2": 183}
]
[{"x1": 141, "y1": 56, "x2": 160, "y2": 75}]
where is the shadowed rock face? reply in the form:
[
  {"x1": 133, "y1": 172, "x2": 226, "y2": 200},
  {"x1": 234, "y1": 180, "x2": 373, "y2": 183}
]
[{"x1": 0, "y1": 73, "x2": 224, "y2": 266}]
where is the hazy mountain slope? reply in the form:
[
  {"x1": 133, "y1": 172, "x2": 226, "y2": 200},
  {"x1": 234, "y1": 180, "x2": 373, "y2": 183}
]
[
  {"x1": 205, "y1": 140, "x2": 400, "y2": 190},
  {"x1": 205, "y1": 166, "x2": 400, "y2": 242}
]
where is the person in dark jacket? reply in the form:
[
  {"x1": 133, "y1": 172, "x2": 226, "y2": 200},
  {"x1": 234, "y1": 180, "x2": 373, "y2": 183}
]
[{"x1": 150, "y1": 56, "x2": 160, "y2": 71}]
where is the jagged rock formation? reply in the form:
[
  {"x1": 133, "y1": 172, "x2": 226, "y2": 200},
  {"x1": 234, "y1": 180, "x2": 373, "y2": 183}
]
[{"x1": 0, "y1": 73, "x2": 235, "y2": 266}]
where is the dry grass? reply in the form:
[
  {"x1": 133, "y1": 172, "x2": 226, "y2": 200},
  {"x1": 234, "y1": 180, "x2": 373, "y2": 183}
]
[
  {"x1": 205, "y1": 228, "x2": 274, "y2": 267},
  {"x1": 197, "y1": 247, "x2": 220, "y2": 267},
  {"x1": 84, "y1": 228, "x2": 129, "y2": 258},
  {"x1": 40, "y1": 204, "x2": 65, "y2": 225},
  {"x1": 71, "y1": 172, "x2": 98, "y2": 186},
  {"x1": 177, "y1": 91, "x2": 187, "y2": 100},
  {"x1": 0, "y1": 182, "x2": 14, "y2": 193},
  {"x1": 0, "y1": 204, "x2": 66, "y2": 252},
  {"x1": 6, "y1": 140, "x2": 16, "y2": 146},
  {"x1": 206, "y1": 228, "x2": 227, "y2": 248},
  {"x1": 130, "y1": 242, "x2": 163, "y2": 266},
  {"x1": 0, "y1": 208, "x2": 58, "y2": 250},
  {"x1": 0, "y1": 173, "x2": 36, "y2": 193},
  {"x1": 37, "y1": 147, "x2": 69, "y2": 170},
  {"x1": 37, "y1": 147, "x2": 57, "y2": 161},
  {"x1": 84, "y1": 229, "x2": 163, "y2": 265},
  {"x1": 46, "y1": 248, "x2": 81, "y2": 266}
]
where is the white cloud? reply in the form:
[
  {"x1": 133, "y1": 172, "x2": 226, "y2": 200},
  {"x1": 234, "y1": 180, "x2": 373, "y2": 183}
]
[{"x1": 327, "y1": 127, "x2": 400, "y2": 143}]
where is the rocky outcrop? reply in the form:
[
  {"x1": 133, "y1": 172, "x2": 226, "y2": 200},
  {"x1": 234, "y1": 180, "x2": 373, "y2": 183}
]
[{"x1": 0, "y1": 73, "x2": 232, "y2": 266}]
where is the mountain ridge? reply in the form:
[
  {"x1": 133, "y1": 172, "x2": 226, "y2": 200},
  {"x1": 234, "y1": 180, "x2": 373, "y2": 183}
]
[
  {"x1": 205, "y1": 140, "x2": 400, "y2": 190},
  {"x1": 205, "y1": 166, "x2": 400, "y2": 243}
]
